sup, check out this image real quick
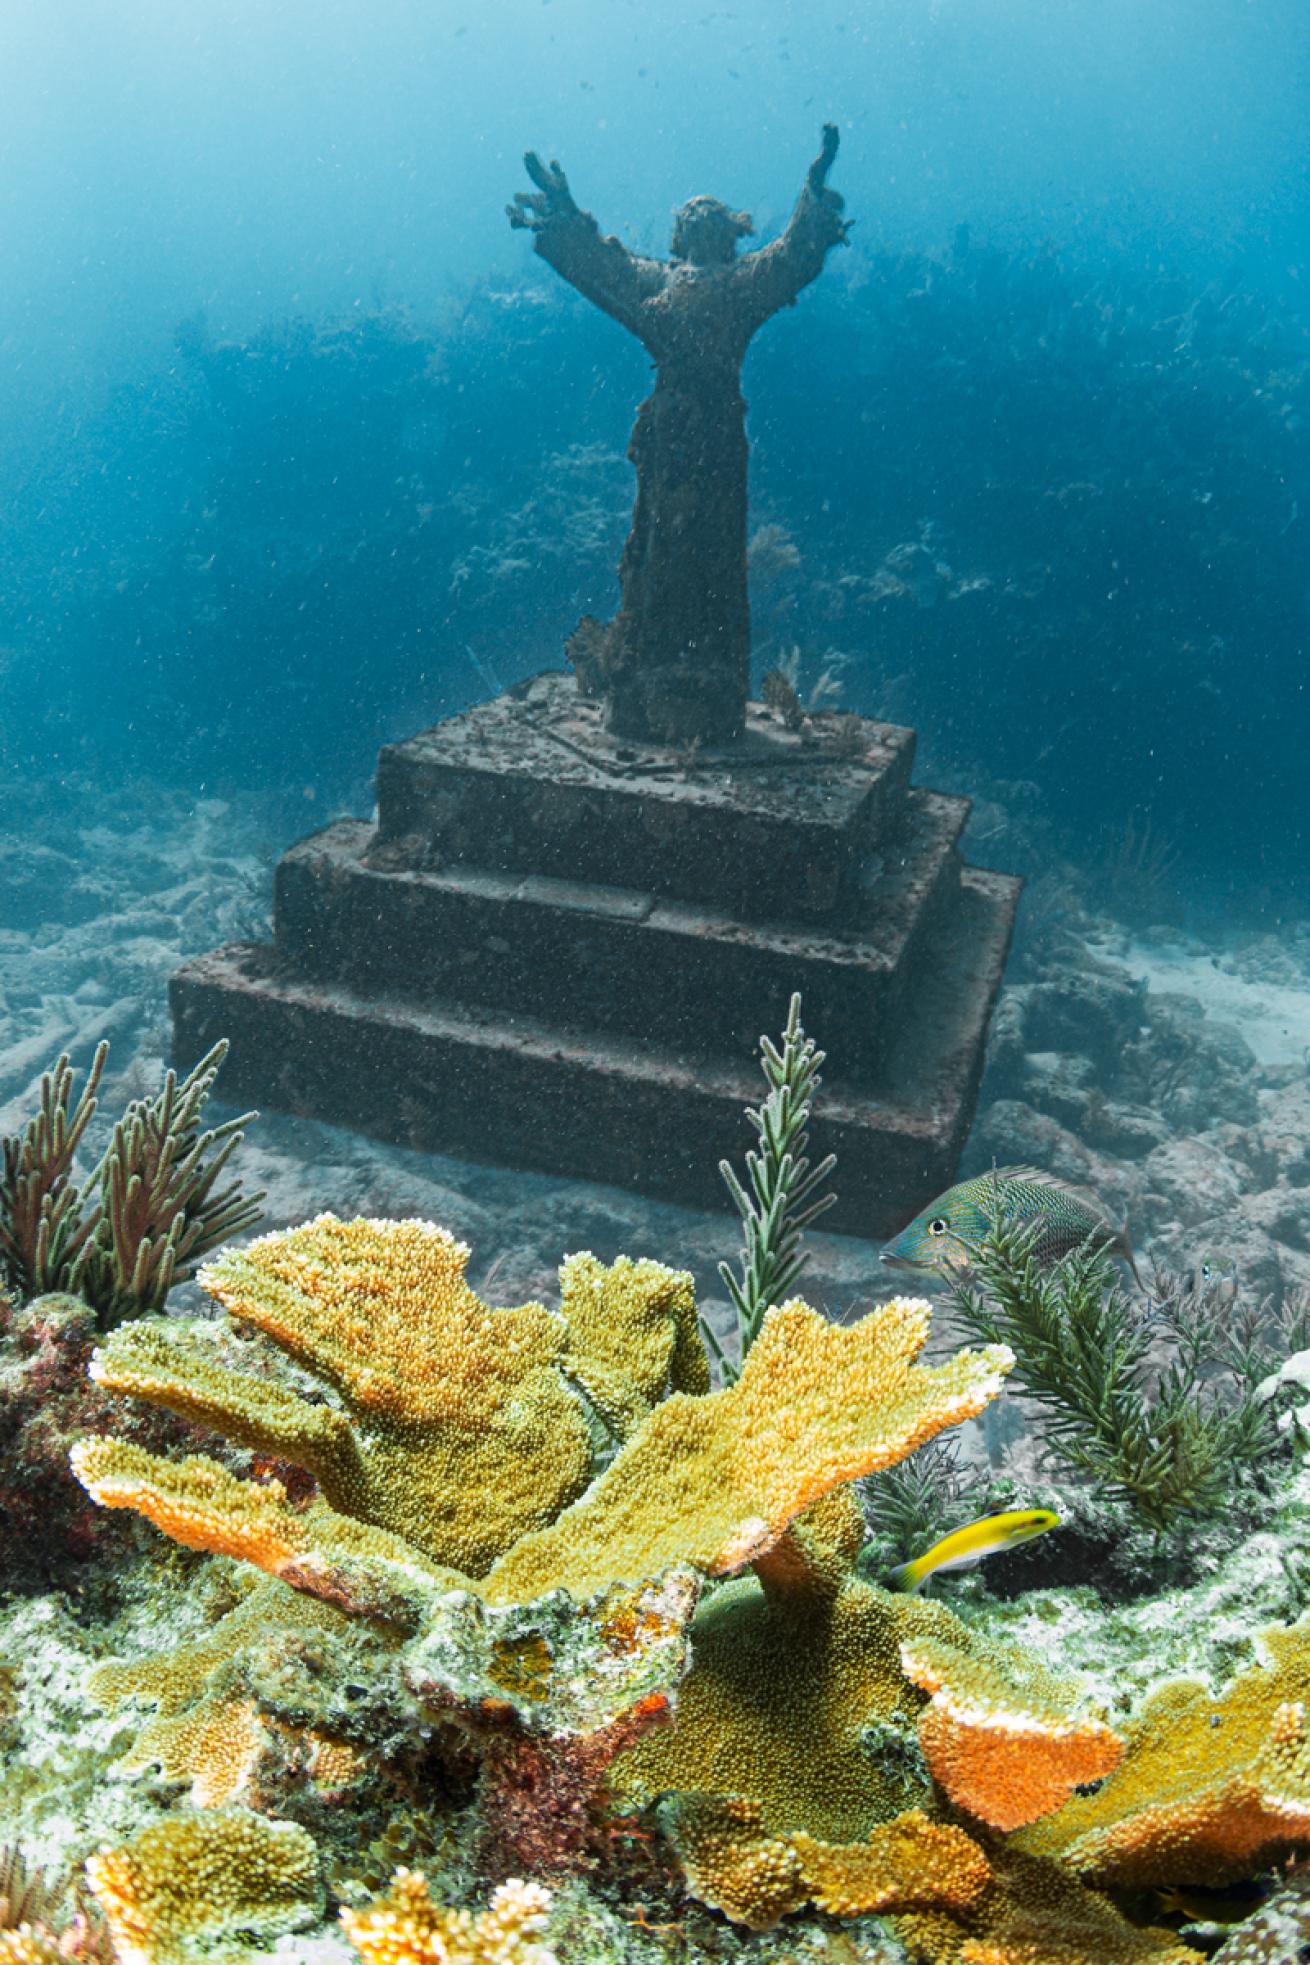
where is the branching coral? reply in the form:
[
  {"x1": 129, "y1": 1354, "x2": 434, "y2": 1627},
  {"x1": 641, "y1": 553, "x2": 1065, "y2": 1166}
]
[
  {"x1": 0, "y1": 1934, "x2": 66, "y2": 1965},
  {"x1": 896, "y1": 1844, "x2": 1203, "y2": 1965},
  {"x1": 668, "y1": 1794, "x2": 991, "y2": 1930},
  {"x1": 483, "y1": 1294, "x2": 1013, "y2": 1604},
  {"x1": 90, "y1": 1214, "x2": 603, "y2": 1578},
  {"x1": 64, "y1": 1184, "x2": 1305, "y2": 1959},
  {"x1": 341, "y1": 1872, "x2": 557, "y2": 1965},
  {"x1": 1018, "y1": 1617, "x2": 1310, "y2": 1891},
  {"x1": 73, "y1": 1211, "x2": 1024, "y2": 1927},
  {"x1": 792, "y1": 1811, "x2": 992, "y2": 1919},
  {"x1": 88, "y1": 1573, "x2": 384, "y2": 1810},
  {"x1": 900, "y1": 1627, "x2": 1124, "y2": 1831},
  {"x1": 77, "y1": 1226, "x2": 1010, "y2": 1617},
  {"x1": 556, "y1": 1251, "x2": 707, "y2": 1441},
  {"x1": 0, "y1": 1041, "x2": 262, "y2": 1329},
  {"x1": 616, "y1": 1569, "x2": 948, "y2": 1844},
  {"x1": 84, "y1": 1809, "x2": 321, "y2": 1965},
  {"x1": 69, "y1": 1438, "x2": 453, "y2": 1630}
]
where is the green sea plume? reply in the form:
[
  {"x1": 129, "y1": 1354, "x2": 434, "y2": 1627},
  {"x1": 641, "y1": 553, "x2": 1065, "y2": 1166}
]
[
  {"x1": 0, "y1": 1040, "x2": 263, "y2": 1329},
  {"x1": 949, "y1": 1208, "x2": 1293, "y2": 1532}
]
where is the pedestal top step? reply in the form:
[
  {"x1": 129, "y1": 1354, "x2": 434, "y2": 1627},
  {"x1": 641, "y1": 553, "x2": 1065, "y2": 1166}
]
[
  {"x1": 375, "y1": 671, "x2": 917, "y2": 924},
  {"x1": 275, "y1": 788, "x2": 971, "y2": 1081},
  {"x1": 170, "y1": 863, "x2": 1020, "y2": 1239}
]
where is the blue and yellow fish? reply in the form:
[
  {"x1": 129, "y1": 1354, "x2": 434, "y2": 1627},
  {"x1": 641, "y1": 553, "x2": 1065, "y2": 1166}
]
[
  {"x1": 886, "y1": 1508, "x2": 1060, "y2": 1593},
  {"x1": 882, "y1": 1165, "x2": 1142, "y2": 1284}
]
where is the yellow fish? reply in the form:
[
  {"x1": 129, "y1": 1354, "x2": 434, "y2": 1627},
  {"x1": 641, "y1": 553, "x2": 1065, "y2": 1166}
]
[{"x1": 886, "y1": 1508, "x2": 1059, "y2": 1593}]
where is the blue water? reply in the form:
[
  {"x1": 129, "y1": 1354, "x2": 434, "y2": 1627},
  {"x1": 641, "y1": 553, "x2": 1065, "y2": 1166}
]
[{"x1": 2, "y1": 0, "x2": 1308, "y2": 885}]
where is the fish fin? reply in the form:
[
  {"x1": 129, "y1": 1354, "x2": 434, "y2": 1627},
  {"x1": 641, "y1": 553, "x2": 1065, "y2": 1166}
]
[
  {"x1": 994, "y1": 1164, "x2": 1140, "y2": 1269},
  {"x1": 884, "y1": 1561, "x2": 922, "y2": 1594},
  {"x1": 1120, "y1": 1238, "x2": 1146, "y2": 1290},
  {"x1": 990, "y1": 1165, "x2": 1111, "y2": 1216}
]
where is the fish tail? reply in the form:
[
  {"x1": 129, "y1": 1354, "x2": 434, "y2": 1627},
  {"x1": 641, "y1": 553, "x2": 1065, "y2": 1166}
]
[
  {"x1": 1114, "y1": 1227, "x2": 1145, "y2": 1290},
  {"x1": 885, "y1": 1559, "x2": 925, "y2": 1594}
]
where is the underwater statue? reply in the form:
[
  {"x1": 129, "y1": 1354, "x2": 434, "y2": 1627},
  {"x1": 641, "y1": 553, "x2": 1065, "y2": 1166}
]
[{"x1": 508, "y1": 125, "x2": 850, "y2": 745}]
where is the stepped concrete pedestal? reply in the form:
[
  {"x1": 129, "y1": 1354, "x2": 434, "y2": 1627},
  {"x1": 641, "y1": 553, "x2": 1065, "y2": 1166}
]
[{"x1": 171, "y1": 673, "x2": 1021, "y2": 1237}]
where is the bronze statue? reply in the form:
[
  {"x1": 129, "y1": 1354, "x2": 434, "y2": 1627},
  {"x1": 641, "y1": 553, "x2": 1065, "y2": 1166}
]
[{"x1": 509, "y1": 126, "x2": 849, "y2": 745}]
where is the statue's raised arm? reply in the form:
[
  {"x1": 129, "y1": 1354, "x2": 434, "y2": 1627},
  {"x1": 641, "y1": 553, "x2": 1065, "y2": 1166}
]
[
  {"x1": 736, "y1": 125, "x2": 850, "y2": 331},
  {"x1": 507, "y1": 152, "x2": 666, "y2": 344}
]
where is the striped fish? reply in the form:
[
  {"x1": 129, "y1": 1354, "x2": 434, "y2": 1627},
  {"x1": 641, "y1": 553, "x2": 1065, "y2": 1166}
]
[{"x1": 881, "y1": 1166, "x2": 1142, "y2": 1283}]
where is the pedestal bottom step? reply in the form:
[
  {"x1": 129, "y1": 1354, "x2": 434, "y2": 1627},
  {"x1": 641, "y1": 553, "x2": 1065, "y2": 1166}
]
[{"x1": 171, "y1": 867, "x2": 1019, "y2": 1239}]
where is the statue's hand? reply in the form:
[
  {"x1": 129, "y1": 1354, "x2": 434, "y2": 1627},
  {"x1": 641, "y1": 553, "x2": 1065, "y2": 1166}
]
[
  {"x1": 808, "y1": 124, "x2": 841, "y2": 193},
  {"x1": 507, "y1": 152, "x2": 581, "y2": 231},
  {"x1": 804, "y1": 123, "x2": 851, "y2": 241}
]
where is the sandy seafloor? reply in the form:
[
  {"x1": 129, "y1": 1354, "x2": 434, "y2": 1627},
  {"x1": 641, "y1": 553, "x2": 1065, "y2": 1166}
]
[{"x1": 7, "y1": 769, "x2": 1310, "y2": 1342}]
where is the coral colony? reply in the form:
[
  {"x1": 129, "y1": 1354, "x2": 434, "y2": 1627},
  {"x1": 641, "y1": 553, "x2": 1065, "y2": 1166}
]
[{"x1": 2, "y1": 1012, "x2": 1310, "y2": 1964}]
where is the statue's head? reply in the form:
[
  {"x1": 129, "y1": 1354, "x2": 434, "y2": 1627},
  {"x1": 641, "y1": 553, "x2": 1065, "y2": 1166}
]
[{"x1": 670, "y1": 195, "x2": 754, "y2": 267}]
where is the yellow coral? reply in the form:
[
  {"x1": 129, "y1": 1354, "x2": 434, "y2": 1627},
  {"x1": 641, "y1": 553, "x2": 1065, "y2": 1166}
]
[
  {"x1": 88, "y1": 1575, "x2": 375, "y2": 1807},
  {"x1": 557, "y1": 1251, "x2": 708, "y2": 1439},
  {"x1": 796, "y1": 1813, "x2": 991, "y2": 1919},
  {"x1": 896, "y1": 1844, "x2": 1201, "y2": 1965},
  {"x1": 1019, "y1": 1617, "x2": 1310, "y2": 1891},
  {"x1": 84, "y1": 1809, "x2": 321, "y2": 1965},
  {"x1": 76, "y1": 1274, "x2": 1009, "y2": 1631},
  {"x1": 305, "y1": 1728, "x2": 373, "y2": 1794},
  {"x1": 93, "y1": 1215, "x2": 596, "y2": 1577},
  {"x1": 71, "y1": 1439, "x2": 309, "y2": 1571},
  {"x1": 70, "y1": 1439, "x2": 453, "y2": 1628},
  {"x1": 485, "y1": 1295, "x2": 1011, "y2": 1604},
  {"x1": 618, "y1": 1572, "x2": 952, "y2": 1842},
  {"x1": 665, "y1": 1795, "x2": 806, "y2": 1928},
  {"x1": 670, "y1": 1792, "x2": 993, "y2": 1929},
  {"x1": 90, "y1": 1570, "x2": 307, "y2": 1718},
  {"x1": 141, "y1": 1697, "x2": 267, "y2": 1809},
  {"x1": 75, "y1": 1235, "x2": 718, "y2": 1618},
  {"x1": 0, "y1": 1934, "x2": 66, "y2": 1965},
  {"x1": 900, "y1": 1628, "x2": 1124, "y2": 1831},
  {"x1": 341, "y1": 1871, "x2": 556, "y2": 1965}
]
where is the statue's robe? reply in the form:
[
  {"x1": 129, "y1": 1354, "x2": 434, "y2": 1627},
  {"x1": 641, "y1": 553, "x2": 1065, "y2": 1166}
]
[{"x1": 532, "y1": 185, "x2": 846, "y2": 744}]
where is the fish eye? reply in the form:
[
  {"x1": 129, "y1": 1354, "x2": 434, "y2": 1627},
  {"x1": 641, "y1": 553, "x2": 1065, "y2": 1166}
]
[{"x1": 928, "y1": 1217, "x2": 948, "y2": 1236}]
